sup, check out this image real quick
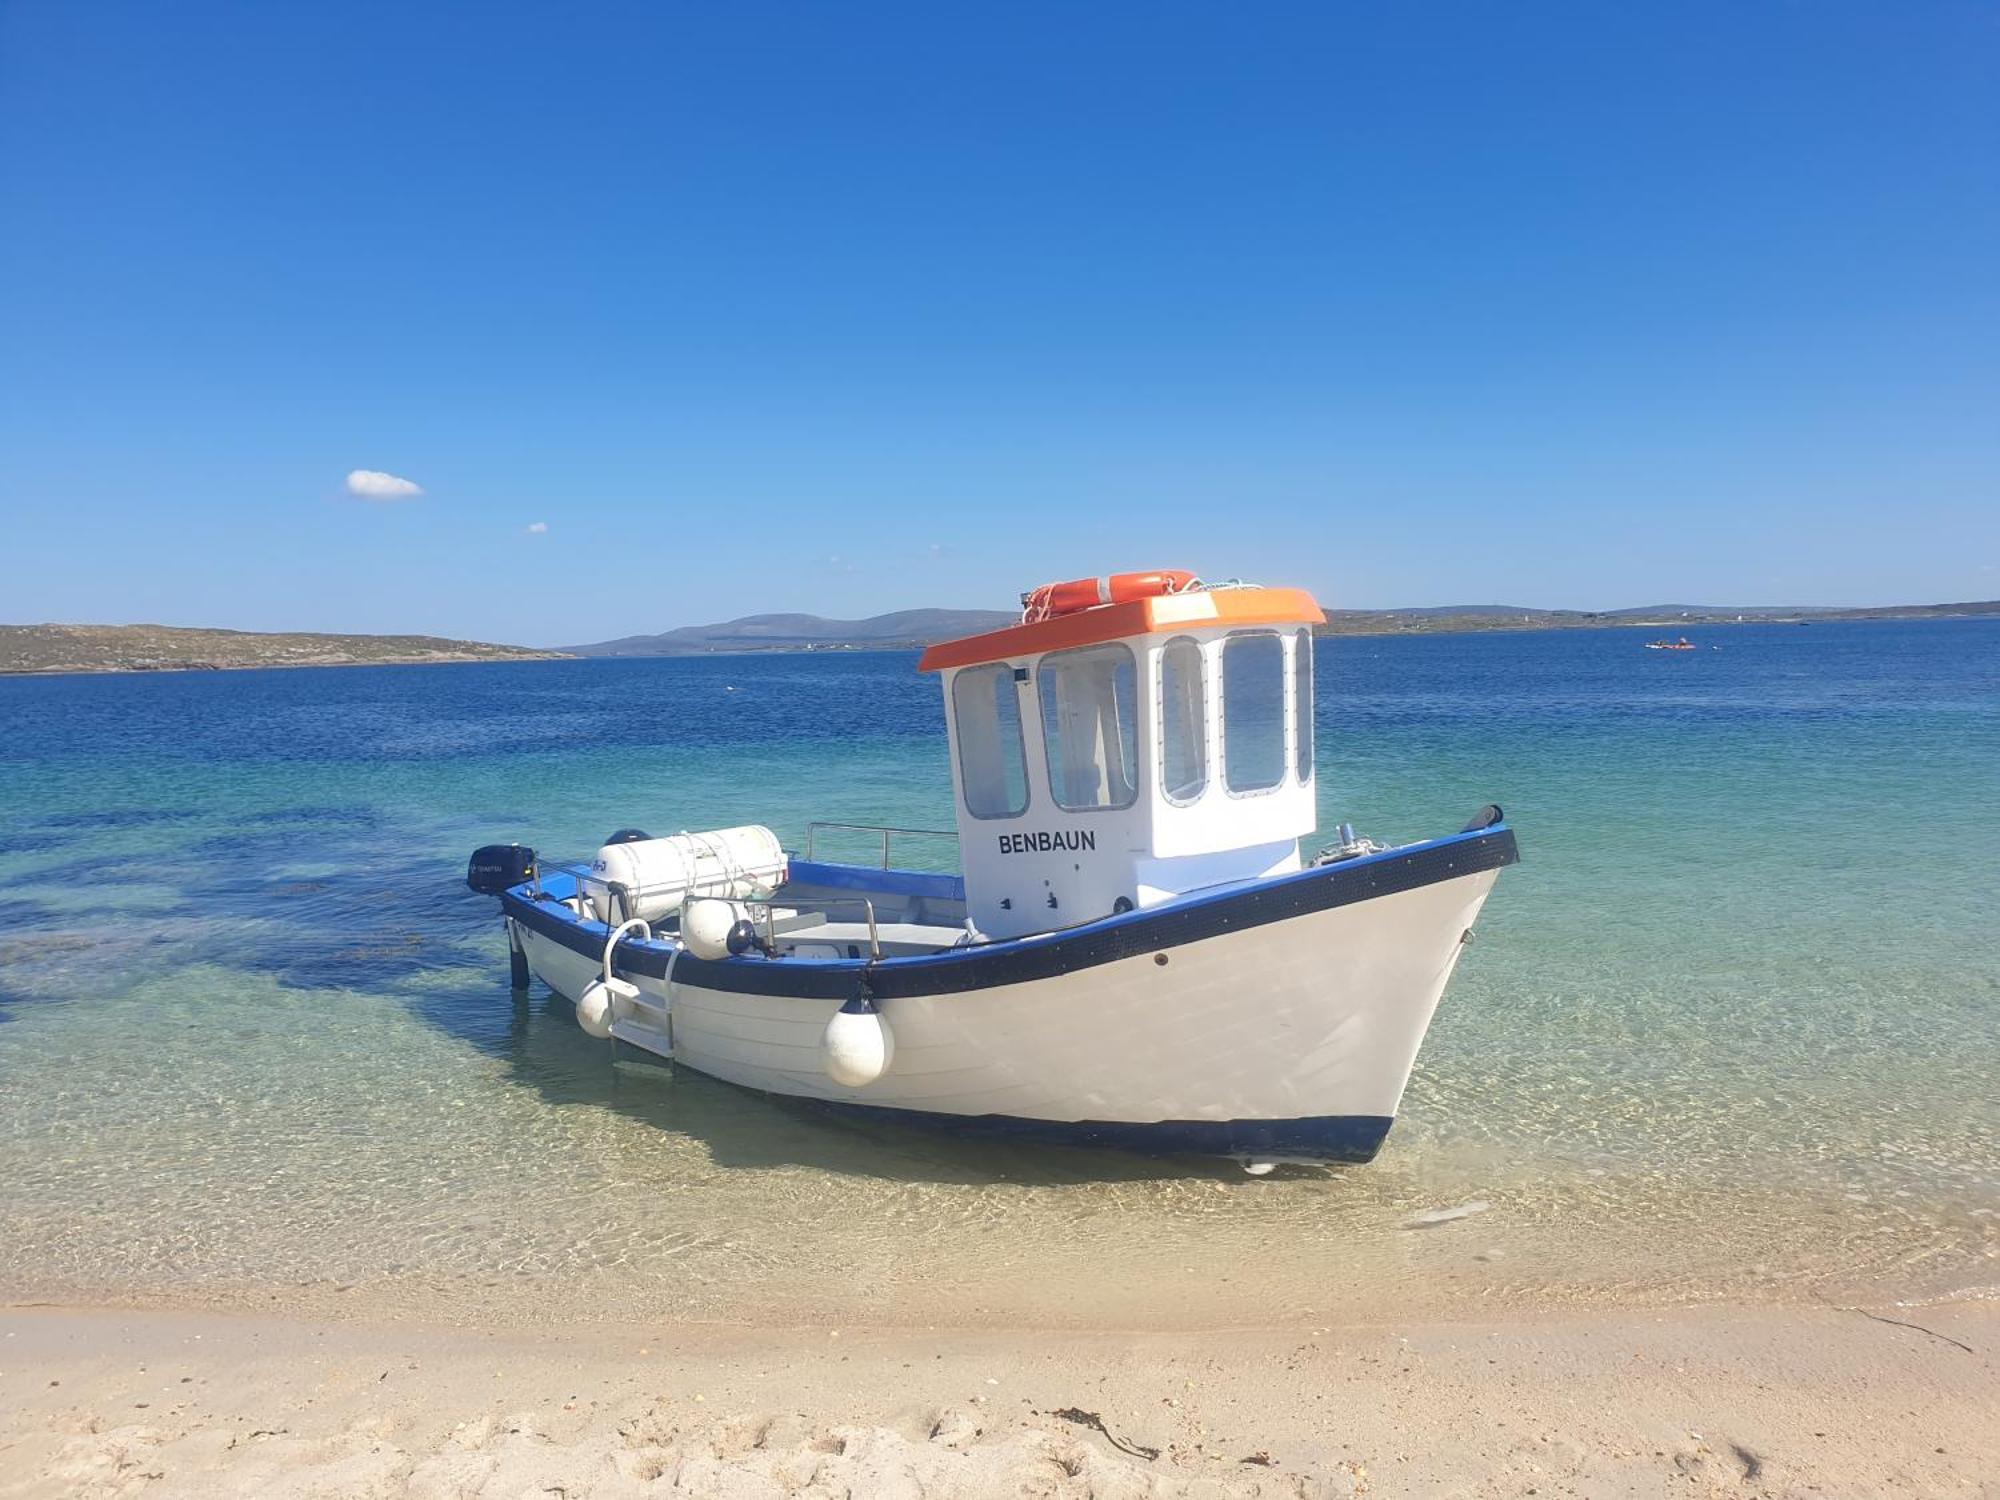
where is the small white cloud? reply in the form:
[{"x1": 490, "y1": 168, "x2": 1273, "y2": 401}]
[
  {"x1": 346, "y1": 469, "x2": 424, "y2": 500},
  {"x1": 525, "y1": 521, "x2": 548, "y2": 534}
]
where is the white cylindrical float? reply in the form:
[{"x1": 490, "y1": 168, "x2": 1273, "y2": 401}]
[
  {"x1": 680, "y1": 897, "x2": 749, "y2": 960},
  {"x1": 821, "y1": 992, "x2": 894, "y2": 1087},
  {"x1": 582, "y1": 825, "x2": 786, "y2": 923},
  {"x1": 575, "y1": 979, "x2": 617, "y2": 1039}
]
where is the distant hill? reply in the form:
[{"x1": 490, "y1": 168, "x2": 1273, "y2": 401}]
[
  {"x1": 1322, "y1": 600, "x2": 2000, "y2": 635},
  {"x1": 565, "y1": 608, "x2": 1018, "y2": 656},
  {"x1": 0, "y1": 623, "x2": 565, "y2": 676},
  {"x1": 566, "y1": 598, "x2": 2000, "y2": 654},
  {"x1": 13, "y1": 599, "x2": 1992, "y2": 677}
]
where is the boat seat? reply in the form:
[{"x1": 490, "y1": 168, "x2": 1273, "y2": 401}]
[
  {"x1": 775, "y1": 919, "x2": 962, "y2": 958},
  {"x1": 765, "y1": 908, "x2": 830, "y2": 935}
]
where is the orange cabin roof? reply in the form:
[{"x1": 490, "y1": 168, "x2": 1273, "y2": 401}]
[{"x1": 917, "y1": 586, "x2": 1326, "y2": 673}]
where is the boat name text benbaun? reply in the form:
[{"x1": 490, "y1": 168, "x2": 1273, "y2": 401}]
[{"x1": 998, "y1": 829, "x2": 1097, "y2": 854}]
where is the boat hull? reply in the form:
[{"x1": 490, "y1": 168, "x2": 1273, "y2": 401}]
[{"x1": 502, "y1": 826, "x2": 1515, "y2": 1163}]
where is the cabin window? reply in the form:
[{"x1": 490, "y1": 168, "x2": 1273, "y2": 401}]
[
  {"x1": 1037, "y1": 643, "x2": 1139, "y2": 811},
  {"x1": 1222, "y1": 631, "x2": 1286, "y2": 794},
  {"x1": 952, "y1": 664, "x2": 1030, "y2": 818},
  {"x1": 1158, "y1": 636, "x2": 1207, "y2": 804},
  {"x1": 1293, "y1": 629, "x2": 1315, "y2": 783}
]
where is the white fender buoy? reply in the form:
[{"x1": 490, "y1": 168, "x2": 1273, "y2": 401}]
[
  {"x1": 681, "y1": 897, "x2": 742, "y2": 960},
  {"x1": 576, "y1": 979, "x2": 616, "y2": 1039},
  {"x1": 822, "y1": 993, "x2": 894, "y2": 1087}
]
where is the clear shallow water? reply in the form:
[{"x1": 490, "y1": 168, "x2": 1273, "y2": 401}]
[{"x1": 1, "y1": 622, "x2": 1995, "y2": 1329}]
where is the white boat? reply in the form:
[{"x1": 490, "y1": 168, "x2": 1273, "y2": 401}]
[{"x1": 467, "y1": 571, "x2": 1517, "y2": 1168}]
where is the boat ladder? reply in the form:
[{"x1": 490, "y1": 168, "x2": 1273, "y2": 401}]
[{"x1": 596, "y1": 917, "x2": 678, "y2": 1062}]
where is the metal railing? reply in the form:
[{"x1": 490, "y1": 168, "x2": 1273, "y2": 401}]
[
  {"x1": 791, "y1": 894, "x2": 884, "y2": 961},
  {"x1": 802, "y1": 821, "x2": 958, "y2": 870}
]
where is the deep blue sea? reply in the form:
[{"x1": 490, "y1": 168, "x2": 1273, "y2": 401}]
[{"x1": 1, "y1": 620, "x2": 1995, "y2": 1328}]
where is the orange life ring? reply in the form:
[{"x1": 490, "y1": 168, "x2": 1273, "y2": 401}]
[{"x1": 1021, "y1": 570, "x2": 1198, "y2": 623}]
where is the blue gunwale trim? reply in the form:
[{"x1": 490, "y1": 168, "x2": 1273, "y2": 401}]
[
  {"x1": 501, "y1": 822, "x2": 1518, "y2": 1002},
  {"x1": 782, "y1": 859, "x2": 965, "y2": 903}
]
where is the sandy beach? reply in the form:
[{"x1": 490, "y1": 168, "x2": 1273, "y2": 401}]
[{"x1": 4, "y1": 1299, "x2": 1994, "y2": 1498}]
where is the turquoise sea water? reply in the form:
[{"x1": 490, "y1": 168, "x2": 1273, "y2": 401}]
[{"x1": 1, "y1": 621, "x2": 1995, "y2": 1329}]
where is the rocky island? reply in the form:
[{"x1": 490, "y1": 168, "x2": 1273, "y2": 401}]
[{"x1": 0, "y1": 623, "x2": 564, "y2": 676}]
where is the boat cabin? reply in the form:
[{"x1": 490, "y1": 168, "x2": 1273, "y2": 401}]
[{"x1": 919, "y1": 578, "x2": 1325, "y2": 940}]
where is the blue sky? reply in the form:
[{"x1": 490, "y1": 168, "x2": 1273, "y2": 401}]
[{"x1": 2, "y1": 2, "x2": 1995, "y2": 642}]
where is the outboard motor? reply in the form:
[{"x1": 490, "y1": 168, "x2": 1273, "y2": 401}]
[{"x1": 467, "y1": 843, "x2": 537, "y2": 895}]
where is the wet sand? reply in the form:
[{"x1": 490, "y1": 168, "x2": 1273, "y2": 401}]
[{"x1": 4, "y1": 1299, "x2": 1993, "y2": 1497}]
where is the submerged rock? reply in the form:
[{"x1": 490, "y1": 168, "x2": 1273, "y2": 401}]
[{"x1": 0, "y1": 933, "x2": 96, "y2": 968}]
